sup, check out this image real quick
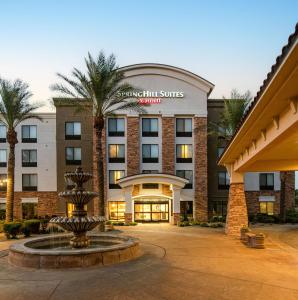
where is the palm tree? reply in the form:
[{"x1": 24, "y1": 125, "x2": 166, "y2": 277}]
[
  {"x1": 51, "y1": 51, "x2": 146, "y2": 231},
  {"x1": 0, "y1": 78, "x2": 42, "y2": 222}
]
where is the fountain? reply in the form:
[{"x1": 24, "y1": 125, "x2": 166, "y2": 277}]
[{"x1": 9, "y1": 167, "x2": 141, "y2": 269}]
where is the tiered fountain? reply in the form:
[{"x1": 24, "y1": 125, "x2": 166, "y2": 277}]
[{"x1": 9, "y1": 167, "x2": 141, "y2": 269}]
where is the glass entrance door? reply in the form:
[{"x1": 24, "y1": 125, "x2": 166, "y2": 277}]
[{"x1": 134, "y1": 202, "x2": 169, "y2": 222}]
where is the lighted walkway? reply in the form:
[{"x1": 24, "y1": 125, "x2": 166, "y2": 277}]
[{"x1": 0, "y1": 224, "x2": 298, "y2": 299}]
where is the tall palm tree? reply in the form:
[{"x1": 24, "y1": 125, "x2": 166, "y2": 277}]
[
  {"x1": 0, "y1": 78, "x2": 42, "y2": 222},
  {"x1": 51, "y1": 51, "x2": 146, "y2": 231}
]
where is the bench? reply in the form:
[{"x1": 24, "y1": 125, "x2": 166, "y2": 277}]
[{"x1": 240, "y1": 227, "x2": 265, "y2": 249}]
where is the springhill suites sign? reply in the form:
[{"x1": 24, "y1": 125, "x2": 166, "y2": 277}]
[{"x1": 119, "y1": 90, "x2": 184, "y2": 104}]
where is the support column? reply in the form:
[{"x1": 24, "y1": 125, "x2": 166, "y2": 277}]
[
  {"x1": 225, "y1": 166, "x2": 248, "y2": 236},
  {"x1": 123, "y1": 185, "x2": 134, "y2": 224},
  {"x1": 172, "y1": 186, "x2": 181, "y2": 225}
]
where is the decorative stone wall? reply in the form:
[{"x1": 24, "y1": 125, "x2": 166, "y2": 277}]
[
  {"x1": 225, "y1": 183, "x2": 248, "y2": 236},
  {"x1": 127, "y1": 117, "x2": 140, "y2": 176},
  {"x1": 0, "y1": 191, "x2": 59, "y2": 219},
  {"x1": 283, "y1": 171, "x2": 295, "y2": 210},
  {"x1": 194, "y1": 117, "x2": 208, "y2": 221},
  {"x1": 162, "y1": 117, "x2": 175, "y2": 174}
]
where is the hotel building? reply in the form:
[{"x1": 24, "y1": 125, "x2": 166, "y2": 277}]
[{"x1": 0, "y1": 64, "x2": 295, "y2": 223}]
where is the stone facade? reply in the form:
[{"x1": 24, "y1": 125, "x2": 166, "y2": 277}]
[
  {"x1": 225, "y1": 183, "x2": 248, "y2": 236},
  {"x1": 127, "y1": 117, "x2": 140, "y2": 176},
  {"x1": 194, "y1": 117, "x2": 208, "y2": 221},
  {"x1": 162, "y1": 117, "x2": 175, "y2": 174},
  {"x1": 124, "y1": 213, "x2": 133, "y2": 224},
  {"x1": 172, "y1": 213, "x2": 180, "y2": 225}
]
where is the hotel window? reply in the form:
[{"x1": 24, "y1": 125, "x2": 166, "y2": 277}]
[
  {"x1": 108, "y1": 118, "x2": 125, "y2": 136},
  {"x1": 218, "y1": 171, "x2": 230, "y2": 190},
  {"x1": 176, "y1": 170, "x2": 193, "y2": 189},
  {"x1": 22, "y1": 125, "x2": 37, "y2": 143},
  {"x1": 217, "y1": 147, "x2": 225, "y2": 158},
  {"x1": 0, "y1": 150, "x2": 7, "y2": 167},
  {"x1": 22, "y1": 150, "x2": 37, "y2": 167},
  {"x1": 142, "y1": 170, "x2": 158, "y2": 174},
  {"x1": 109, "y1": 144, "x2": 125, "y2": 163},
  {"x1": 176, "y1": 144, "x2": 192, "y2": 163},
  {"x1": 142, "y1": 144, "x2": 159, "y2": 163},
  {"x1": 65, "y1": 122, "x2": 81, "y2": 140},
  {"x1": 259, "y1": 201, "x2": 274, "y2": 215},
  {"x1": 0, "y1": 125, "x2": 6, "y2": 142},
  {"x1": 22, "y1": 202, "x2": 37, "y2": 219},
  {"x1": 142, "y1": 183, "x2": 159, "y2": 189},
  {"x1": 109, "y1": 170, "x2": 125, "y2": 189},
  {"x1": 65, "y1": 147, "x2": 81, "y2": 165},
  {"x1": 176, "y1": 118, "x2": 192, "y2": 137},
  {"x1": 142, "y1": 118, "x2": 158, "y2": 137},
  {"x1": 259, "y1": 173, "x2": 274, "y2": 190},
  {"x1": 22, "y1": 174, "x2": 37, "y2": 191},
  {"x1": 180, "y1": 201, "x2": 193, "y2": 219},
  {"x1": 0, "y1": 174, "x2": 7, "y2": 191},
  {"x1": 109, "y1": 201, "x2": 125, "y2": 221}
]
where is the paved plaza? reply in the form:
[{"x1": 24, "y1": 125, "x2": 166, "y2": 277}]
[{"x1": 0, "y1": 224, "x2": 298, "y2": 300}]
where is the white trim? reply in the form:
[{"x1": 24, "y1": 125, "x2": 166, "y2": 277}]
[
  {"x1": 21, "y1": 197, "x2": 38, "y2": 203},
  {"x1": 259, "y1": 196, "x2": 275, "y2": 202}
]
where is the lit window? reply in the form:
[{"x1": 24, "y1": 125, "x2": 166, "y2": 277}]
[
  {"x1": 65, "y1": 147, "x2": 81, "y2": 165},
  {"x1": 108, "y1": 201, "x2": 125, "y2": 221},
  {"x1": 259, "y1": 173, "x2": 274, "y2": 190},
  {"x1": 67, "y1": 203, "x2": 87, "y2": 217},
  {"x1": 22, "y1": 150, "x2": 37, "y2": 167},
  {"x1": 142, "y1": 118, "x2": 158, "y2": 137},
  {"x1": 0, "y1": 125, "x2": 6, "y2": 142},
  {"x1": 218, "y1": 171, "x2": 230, "y2": 189},
  {"x1": 108, "y1": 118, "x2": 125, "y2": 136},
  {"x1": 142, "y1": 144, "x2": 159, "y2": 163},
  {"x1": 176, "y1": 118, "x2": 192, "y2": 137},
  {"x1": 22, "y1": 125, "x2": 37, "y2": 143},
  {"x1": 259, "y1": 201, "x2": 274, "y2": 215},
  {"x1": 65, "y1": 122, "x2": 81, "y2": 140},
  {"x1": 176, "y1": 144, "x2": 192, "y2": 163},
  {"x1": 109, "y1": 170, "x2": 125, "y2": 189},
  {"x1": 0, "y1": 174, "x2": 7, "y2": 191},
  {"x1": 22, "y1": 174, "x2": 37, "y2": 191},
  {"x1": 108, "y1": 144, "x2": 125, "y2": 163},
  {"x1": 176, "y1": 170, "x2": 193, "y2": 189},
  {"x1": 0, "y1": 150, "x2": 7, "y2": 167}
]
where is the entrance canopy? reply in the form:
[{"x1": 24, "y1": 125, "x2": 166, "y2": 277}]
[
  {"x1": 117, "y1": 173, "x2": 188, "y2": 189},
  {"x1": 219, "y1": 25, "x2": 298, "y2": 173}
]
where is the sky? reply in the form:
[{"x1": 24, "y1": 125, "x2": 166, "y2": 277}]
[{"x1": 0, "y1": 0, "x2": 297, "y2": 185}]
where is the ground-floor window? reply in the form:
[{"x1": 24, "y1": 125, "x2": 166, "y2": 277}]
[
  {"x1": 180, "y1": 201, "x2": 193, "y2": 220},
  {"x1": 108, "y1": 201, "x2": 125, "y2": 221},
  {"x1": 22, "y1": 203, "x2": 37, "y2": 219},
  {"x1": 67, "y1": 203, "x2": 87, "y2": 217},
  {"x1": 211, "y1": 200, "x2": 227, "y2": 217},
  {"x1": 0, "y1": 203, "x2": 5, "y2": 220},
  {"x1": 259, "y1": 201, "x2": 274, "y2": 215},
  {"x1": 134, "y1": 202, "x2": 169, "y2": 222}
]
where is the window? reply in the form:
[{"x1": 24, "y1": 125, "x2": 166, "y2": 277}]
[
  {"x1": 0, "y1": 125, "x2": 6, "y2": 142},
  {"x1": 176, "y1": 170, "x2": 193, "y2": 189},
  {"x1": 22, "y1": 150, "x2": 37, "y2": 167},
  {"x1": 218, "y1": 171, "x2": 230, "y2": 189},
  {"x1": 180, "y1": 201, "x2": 193, "y2": 220},
  {"x1": 22, "y1": 125, "x2": 37, "y2": 143},
  {"x1": 65, "y1": 122, "x2": 81, "y2": 140},
  {"x1": 109, "y1": 170, "x2": 125, "y2": 189},
  {"x1": 142, "y1": 144, "x2": 159, "y2": 163},
  {"x1": 65, "y1": 147, "x2": 81, "y2": 165},
  {"x1": 0, "y1": 150, "x2": 7, "y2": 167},
  {"x1": 22, "y1": 174, "x2": 37, "y2": 191},
  {"x1": 142, "y1": 170, "x2": 158, "y2": 174},
  {"x1": 108, "y1": 118, "x2": 125, "y2": 136},
  {"x1": 109, "y1": 144, "x2": 125, "y2": 163},
  {"x1": 22, "y1": 203, "x2": 37, "y2": 219},
  {"x1": 176, "y1": 144, "x2": 192, "y2": 163},
  {"x1": 211, "y1": 200, "x2": 227, "y2": 217},
  {"x1": 259, "y1": 173, "x2": 274, "y2": 190},
  {"x1": 142, "y1": 118, "x2": 158, "y2": 137},
  {"x1": 142, "y1": 183, "x2": 159, "y2": 189},
  {"x1": 259, "y1": 201, "x2": 274, "y2": 215},
  {"x1": 217, "y1": 147, "x2": 225, "y2": 158},
  {"x1": 67, "y1": 203, "x2": 87, "y2": 217},
  {"x1": 176, "y1": 118, "x2": 192, "y2": 137},
  {"x1": 109, "y1": 202, "x2": 125, "y2": 221},
  {"x1": 0, "y1": 174, "x2": 7, "y2": 191}
]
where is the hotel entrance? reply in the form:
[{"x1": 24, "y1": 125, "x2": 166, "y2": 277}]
[{"x1": 134, "y1": 201, "x2": 169, "y2": 223}]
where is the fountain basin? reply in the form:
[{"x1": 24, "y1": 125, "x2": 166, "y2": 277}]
[{"x1": 9, "y1": 234, "x2": 141, "y2": 269}]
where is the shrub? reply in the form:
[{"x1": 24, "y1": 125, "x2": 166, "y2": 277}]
[
  {"x1": 106, "y1": 220, "x2": 112, "y2": 225},
  {"x1": 23, "y1": 219, "x2": 40, "y2": 234},
  {"x1": 209, "y1": 222, "x2": 224, "y2": 228},
  {"x1": 255, "y1": 213, "x2": 276, "y2": 223},
  {"x1": 210, "y1": 216, "x2": 226, "y2": 223},
  {"x1": 3, "y1": 222, "x2": 22, "y2": 239},
  {"x1": 0, "y1": 209, "x2": 5, "y2": 220},
  {"x1": 128, "y1": 222, "x2": 138, "y2": 226},
  {"x1": 21, "y1": 226, "x2": 31, "y2": 237},
  {"x1": 112, "y1": 221, "x2": 125, "y2": 226},
  {"x1": 0, "y1": 220, "x2": 4, "y2": 233},
  {"x1": 286, "y1": 209, "x2": 298, "y2": 223}
]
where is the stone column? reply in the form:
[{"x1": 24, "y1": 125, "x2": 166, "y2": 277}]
[
  {"x1": 123, "y1": 186, "x2": 134, "y2": 224},
  {"x1": 127, "y1": 117, "x2": 140, "y2": 176},
  {"x1": 225, "y1": 167, "x2": 248, "y2": 236},
  {"x1": 172, "y1": 186, "x2": 181, "y2": 224},
  {"x1": 162, "y1": 116, "x2": 175, "y2": 174}
]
